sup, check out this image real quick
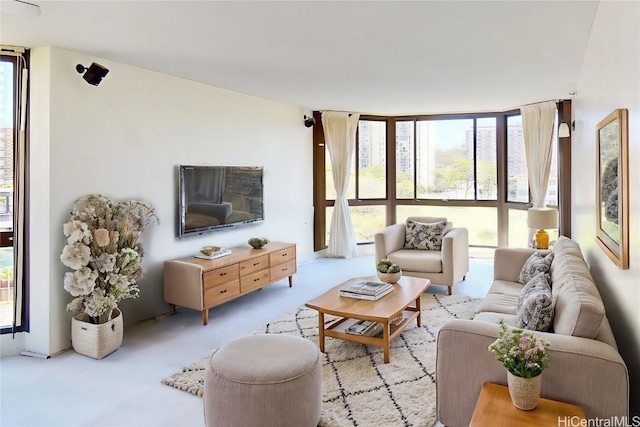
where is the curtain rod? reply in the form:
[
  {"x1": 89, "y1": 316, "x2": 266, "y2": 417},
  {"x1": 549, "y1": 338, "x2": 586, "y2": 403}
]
[{"x1": 518, "y1": 99, "x2": 562, "y2": 108}]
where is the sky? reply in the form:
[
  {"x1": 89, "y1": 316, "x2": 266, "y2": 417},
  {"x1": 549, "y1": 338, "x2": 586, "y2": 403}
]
[{"x1": 0, "y1": 62, "x2": 13, "y2": 128}]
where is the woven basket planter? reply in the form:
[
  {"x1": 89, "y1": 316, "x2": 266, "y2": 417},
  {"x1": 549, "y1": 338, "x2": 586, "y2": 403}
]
[
  {"x1": 71, "y1": 308, "x2": 123, "y2": 359},
  {"x1": 507, "y1": 371, "x2": 541, "y2": 410}
]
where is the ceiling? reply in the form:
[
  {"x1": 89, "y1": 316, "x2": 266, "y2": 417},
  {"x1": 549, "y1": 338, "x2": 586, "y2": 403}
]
[{"x1": 1, "y1": 0, "x2": 599, "y2": 115}]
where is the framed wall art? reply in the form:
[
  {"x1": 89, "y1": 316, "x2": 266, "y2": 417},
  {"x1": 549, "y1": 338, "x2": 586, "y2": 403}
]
[{"x1": 595, "y1": 108, "x2": 629, "y2": 269}]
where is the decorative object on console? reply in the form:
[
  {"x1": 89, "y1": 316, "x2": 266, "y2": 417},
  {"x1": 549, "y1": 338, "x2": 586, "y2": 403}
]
[
  {"x1": 376, "y1": 259, "x2": 401, "y2": 283},
  {"x1": 527, "y1": 207, "x2": 558, "y2": 249},
  {"x1": 488, "y1": 319, "x2": 550, "y2": 410},
  {"x1": 200, "y1": 246, "x2": 220, "y2": 257},
  {"x1": 248, "y1": 237, "x2": 269, "y2": 249},
  {"x1": 61, "y1": 194, "x2": 159, "y2": 359}
]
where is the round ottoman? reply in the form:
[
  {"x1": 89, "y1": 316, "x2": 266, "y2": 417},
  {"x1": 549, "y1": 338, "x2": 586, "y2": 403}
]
[{"x1": 203, "y1": 334, "x2": 322, "y2": 427}]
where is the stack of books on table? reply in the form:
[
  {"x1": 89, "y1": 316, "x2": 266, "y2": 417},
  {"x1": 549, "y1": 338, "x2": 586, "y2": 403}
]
[
  {"x1": 339, "y1": 281, "x2": 394, "y2": 301},
  {"x1": 345, "y1": 320, "x2": 384, "y2": 337}
]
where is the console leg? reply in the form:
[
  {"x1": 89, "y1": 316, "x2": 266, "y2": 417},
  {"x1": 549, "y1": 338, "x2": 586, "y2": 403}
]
[
  {"x1": 202, "y1": 309, "x2": 209, "y2": 326},
  {"x1": 288, "y1": 276, "x2": 293, "y2": 287}
]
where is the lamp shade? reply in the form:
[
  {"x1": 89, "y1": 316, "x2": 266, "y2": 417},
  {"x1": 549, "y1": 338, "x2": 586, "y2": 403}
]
[
  {"x1": 558, "y1": 122, "x2": 570, "y2": 138},
  {"x1": 527, "y1": 208, "x2": 559, "y2": 230}
]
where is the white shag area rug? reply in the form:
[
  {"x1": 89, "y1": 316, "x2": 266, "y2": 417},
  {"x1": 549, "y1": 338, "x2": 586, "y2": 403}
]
[{"x1": 162, "y1": 293, "x2": 479, "y2": 427}]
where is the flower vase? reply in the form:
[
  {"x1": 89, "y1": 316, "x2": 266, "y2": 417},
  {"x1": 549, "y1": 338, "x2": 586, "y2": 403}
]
[
  {"x1": 71, "y1": 308, "x2": 123, "y2": 359},
  {"x1": 377, "y1": 271, "x2": 402, "y2": 284},
  {"x1": 507, "y1": 371, "x2": 542, "y2": 410}
]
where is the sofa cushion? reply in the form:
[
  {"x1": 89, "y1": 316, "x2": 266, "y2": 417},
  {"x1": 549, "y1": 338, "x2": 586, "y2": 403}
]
[
  {"x1": 473, "y1": 311, "x2": 518, "y2": 326},
  {"x1": 404, "y1": 220, "x2": 447, "y2": 250},
  {"x1": 486, "y1": 280, "x2": 524, "y2": 297},
  {"x1": 477, "y1": 293, "x2": 519, "y2": 315},
  {"x1": 518, "y1": 251, "x2": 553, "y2": 285},
  {"x1": 516, "y1": 272, "x2": 554, "y2": 331},
  {"x1": 550, "y1": 237, "x2": 605, "y2": 338},
  {"x1": 388, "y1": 249, "x2": 442, "y2": 272}
]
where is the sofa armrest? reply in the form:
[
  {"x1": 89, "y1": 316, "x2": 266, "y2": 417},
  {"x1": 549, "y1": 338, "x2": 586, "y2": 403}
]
[
  {"x1": 441, "y1": 227, "x2": 469, "y2": 287},
  {"x1": 436, "y1": 319, "x2": 629, "y2": 427},
  {"x1": 374, "y1": 223, "x2": 406, "y2": 261}
]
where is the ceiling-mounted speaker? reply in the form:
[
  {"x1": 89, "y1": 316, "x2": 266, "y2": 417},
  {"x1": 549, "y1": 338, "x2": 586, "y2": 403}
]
[
  {"x1": 76, "y1": 63, "x2": 109, "y2": 86},
  {"x1": 304, "y1": 115, "x2": 316, "y2": 128}
]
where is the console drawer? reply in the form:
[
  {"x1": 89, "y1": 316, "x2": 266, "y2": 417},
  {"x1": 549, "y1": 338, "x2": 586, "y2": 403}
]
[
  {"x1": 204, "y1": 279, "x2": 240, "y2": 307},
  {"x1": 240, "y1": 269, "x2": 270, "y2": 292},
  {"x1": 240, "y1": 255, "x2": 269, "y2": 276},
  {"x1": 269, "y1": 247, "x2": 296, "y2": 266},
  {"x1": 203, "y1": 264, "x2": 239, "y2": 289},
  {"x1": 270, "y1": 259, "x2": 296, "y2": 282}
]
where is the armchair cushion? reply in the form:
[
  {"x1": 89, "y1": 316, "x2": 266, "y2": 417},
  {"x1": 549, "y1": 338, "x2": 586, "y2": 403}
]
[{"x1": 403, "y1": 220, "x2": 448, "y2": 250}]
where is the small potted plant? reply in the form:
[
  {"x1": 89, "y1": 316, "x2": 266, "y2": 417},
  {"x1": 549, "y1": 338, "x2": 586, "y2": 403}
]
[
  {"x1": 376, "y1": 259, "x2": 402, "y2": 283},
  {"x1": 488, "y1": 319, "x2": 550, "y2": 410}
]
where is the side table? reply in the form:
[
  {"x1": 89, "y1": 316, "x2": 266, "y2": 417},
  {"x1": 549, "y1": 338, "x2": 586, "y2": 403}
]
[{"x1": 469, "y1": 382, "x2": 586, "y2": 426}]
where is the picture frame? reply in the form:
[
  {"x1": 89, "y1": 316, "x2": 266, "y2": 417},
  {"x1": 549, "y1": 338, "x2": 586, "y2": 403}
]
[{"x1": 595, "y1": 108, "x2": 629, "y2": 269}]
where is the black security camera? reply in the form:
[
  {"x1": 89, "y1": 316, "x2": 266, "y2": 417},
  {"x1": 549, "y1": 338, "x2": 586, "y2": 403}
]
[
  {"x1": 304, "y1": 115, "x2": 316, "y2": 128},
  {"x1": 76, "y1": 62, "x2": 109, "y2": 86}
]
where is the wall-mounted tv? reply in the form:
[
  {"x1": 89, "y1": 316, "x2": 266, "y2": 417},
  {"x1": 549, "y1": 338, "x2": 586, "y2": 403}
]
[{"x1": 178, "y1": 165, "x2": 264, "y2": 238}]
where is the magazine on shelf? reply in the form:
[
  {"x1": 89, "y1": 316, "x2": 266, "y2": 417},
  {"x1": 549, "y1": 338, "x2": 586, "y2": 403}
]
[
  {"x1": 345, "y1": 320, "x2": 384, "y2": 337},
  {"x1": 346, "y1": 281, "x2": 393, "y2": 296},
  {"x1": 340, "y1": 286, "x2": 394, "y2": 301}
]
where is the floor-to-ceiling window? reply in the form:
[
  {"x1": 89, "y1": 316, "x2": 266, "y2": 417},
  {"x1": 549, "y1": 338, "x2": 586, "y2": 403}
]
[
  {"x1": 0, "y1": 48, "x2": 29, "y2": 334},
  {"x1": 313, "y1": 105, "x2": 568, "y2": 252}
]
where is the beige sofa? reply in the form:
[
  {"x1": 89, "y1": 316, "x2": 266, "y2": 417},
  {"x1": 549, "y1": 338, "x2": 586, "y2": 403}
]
[
  {"x1": 374, "y1": 217, "x2": 469, "y2": 295},
  {"x1": 435, "y1": 236, "x2": 629, "y2": 426}
]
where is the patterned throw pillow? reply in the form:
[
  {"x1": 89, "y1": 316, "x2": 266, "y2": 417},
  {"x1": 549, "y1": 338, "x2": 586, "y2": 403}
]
[
  {"x1": 404, "y1": 220, "x2": 447, "y2": 250},
  {"x1": 516, "y1": 272, "x2": 555, "y2": 331},
  {"x1": 518, "y1": 252, "x2": 553, "y2": 285}
]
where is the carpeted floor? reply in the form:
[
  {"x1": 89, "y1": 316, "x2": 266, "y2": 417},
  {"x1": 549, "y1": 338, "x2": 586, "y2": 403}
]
[{"x1": 162, "y1": 292, "x2": 480, "y2": 427}]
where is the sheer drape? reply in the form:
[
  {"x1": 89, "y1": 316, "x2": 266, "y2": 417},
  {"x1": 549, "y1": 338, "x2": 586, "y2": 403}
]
[
  {"x1": 322, "y1": 111, "x2": 360, "y2": 258},
  {"x1": 521, "y1": 101, "x2": 556, "y2": 207}
]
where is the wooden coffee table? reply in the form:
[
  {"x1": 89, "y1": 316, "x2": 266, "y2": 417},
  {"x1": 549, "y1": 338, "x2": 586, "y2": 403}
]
[{"x1": 305, "y1": 276, "x2": 430, "y2": 363}]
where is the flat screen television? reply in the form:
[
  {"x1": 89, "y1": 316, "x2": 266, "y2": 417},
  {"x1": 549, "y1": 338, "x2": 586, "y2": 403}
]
[{"x1": 178, "y1": 165, "x2": 264, "y2": 238}]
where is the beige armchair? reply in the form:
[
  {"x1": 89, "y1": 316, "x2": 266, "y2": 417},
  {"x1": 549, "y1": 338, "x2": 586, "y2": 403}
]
[{"x1": 374, "y1": 216, "x2": 469, "y2": 295}]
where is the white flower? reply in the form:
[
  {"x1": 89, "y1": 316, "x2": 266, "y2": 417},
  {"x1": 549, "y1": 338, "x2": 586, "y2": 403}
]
[
  {"x1": 63, "y1": 220, "x2": 92, "y2": 245},
  {"x1": 60, "y1": 243, "x2": 91, "y2": 270},
  {"x1": 84, "y1": 289, "x2": 117, "y2": 318},
  {"x1": 107, "y1": 273, "x2": 130, "y2": 292},
  {"x1": 94, "y1": 253, "x2": 116, "y2": 273},
  {"x1": 63, "y1": 267, "x2": 98, "y2": 296}
]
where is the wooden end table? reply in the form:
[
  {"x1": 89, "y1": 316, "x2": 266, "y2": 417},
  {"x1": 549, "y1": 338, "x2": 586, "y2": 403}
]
[
  {"x1": 469, "y1": 382, "x2": 586, "y2": 426},
  {"x1": 304, "y1": 276, "x2": 430, "y2": 363}
]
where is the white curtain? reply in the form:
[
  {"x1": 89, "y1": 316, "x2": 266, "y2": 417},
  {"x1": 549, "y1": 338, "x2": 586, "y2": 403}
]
[
  {"x1": 322, "y1": 111, "x2": 360, "y2": 258},
  {"x1": 521, "y1": 101, "x2": 556, "y2": 207}
]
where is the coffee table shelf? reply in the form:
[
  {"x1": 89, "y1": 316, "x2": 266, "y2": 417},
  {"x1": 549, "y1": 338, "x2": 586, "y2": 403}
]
[{"x1": 325, "y1": 309, "x2": 419, "y2": 346}]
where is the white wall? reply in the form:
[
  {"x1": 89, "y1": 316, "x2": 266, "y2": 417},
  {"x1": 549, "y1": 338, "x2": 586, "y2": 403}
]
[
  {"x1": 1, "y1": 46, "x2": 316, "y2": 357},
  {"x1": 572, "y1": 1, "x2": 640, "y2": 415}
]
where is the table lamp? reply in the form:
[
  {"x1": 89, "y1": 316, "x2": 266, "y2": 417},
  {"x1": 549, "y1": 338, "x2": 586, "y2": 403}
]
[{"x1": 527, "y1": 207, "x2": 559, "y2": 249}]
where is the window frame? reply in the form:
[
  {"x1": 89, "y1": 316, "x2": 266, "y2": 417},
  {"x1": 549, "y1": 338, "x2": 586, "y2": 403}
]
[{"x1": 313, "y1": 104, "x2": 570, "y2": 251}]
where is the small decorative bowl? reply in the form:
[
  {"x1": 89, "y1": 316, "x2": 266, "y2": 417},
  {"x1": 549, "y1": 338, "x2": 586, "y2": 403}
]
[
  {"x1": 200, "y1": 246, "x2": 221, "y2": 257},
  {"x1": 377, "y1": 270, "x2": 402, "y2": 284},
  {"x1": 248, "y1": 238, "x2": 269, "y2": 249}
]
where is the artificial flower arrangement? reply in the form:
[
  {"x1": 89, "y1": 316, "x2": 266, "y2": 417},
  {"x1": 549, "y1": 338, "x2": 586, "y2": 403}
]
[
  {"x1": 61, "y1": 194, "x2": 159, "y2": 324},
  {"x1": 376, "y1": 259, "x2": 401, "y2": 274},
  {"x1": 488, "y1": 319, "x2": 551, "y2": 378}
]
